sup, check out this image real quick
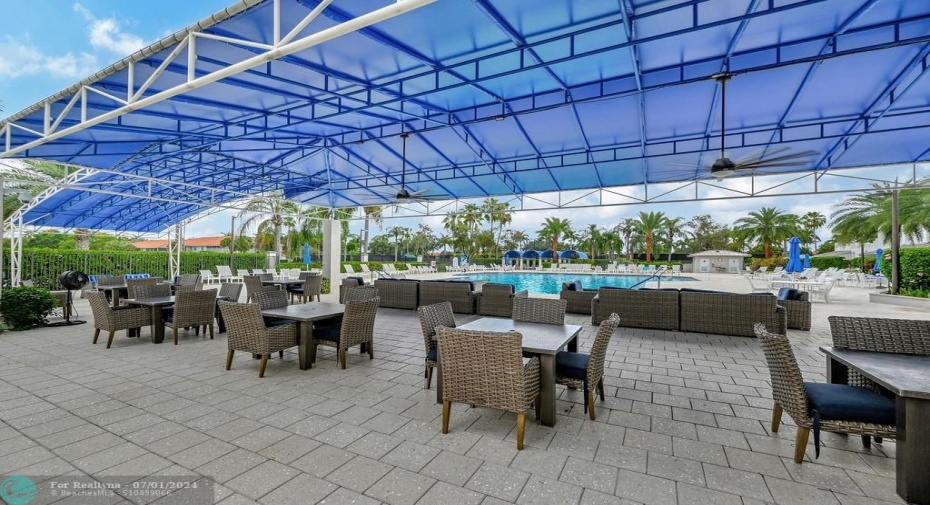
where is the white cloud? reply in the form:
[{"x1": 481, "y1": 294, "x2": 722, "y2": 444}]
[
  {"x1": 74, "y1": 3, "x2": 147, "y2": 55},
  {"x1": 0, "y1": 36, "x2": 97, "y2": 79}
]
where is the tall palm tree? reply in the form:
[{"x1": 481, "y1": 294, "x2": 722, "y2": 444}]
[
  {"x1": 537, "y1": 217, "x2": 573, "y2": 262},
  {"x1": 360, "y1": 205, "x2": 383, "y2": 262},
  {"x1": 481, "y1": 198, "x2": 513, "y2": 254},
  {"x1": 237, "y1": 193, "x2": 299, "y2": 260},
  {"x1": 634, "y1": 211, "x2": 667, "y2": 262},
  {"x1": 733, "y1": 207, "x2": 798, "y2": 258},
  {"x1": 616, "y1": 218, "x2": 638, "y2": 259},
  {"x1": 581, "y1": 223, "x2": 601, "y2": 259},
  {"x1": 387, "y1": 226, "x2": 410, "y2": 261},
  {"x1": 799, "y1": 211, "x2": 827, "y2": 252},
  {"x1": 661, "y1": 216, "x2": 689, "y2": 262},
  {"x1": 461, "y1": 203, "x2": 484, "y2": 233}
]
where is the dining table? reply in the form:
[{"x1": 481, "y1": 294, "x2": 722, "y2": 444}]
[
  {"x1": 436, "y1": 317, "x2": 581, "y2": 427},
  {"x1": 260, "y1": 302, "x2": 346, "y2": 370},
  {"x1": 125, "y1": 294, "x2": 228, "y2": 344},
  {"x1": 822, "y1": 346, "x2": 930, "y2": 504},
  {"x1": 262, "y1": 278, "x2": 304, "y2": 289}
]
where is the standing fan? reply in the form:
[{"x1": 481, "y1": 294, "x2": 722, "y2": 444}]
[
  {"x1": 47, "y1": 270, "x2": 88, "y2": 326},
  {"x1": 668, "y1": 73, "x2": 818, "y2": 180}
]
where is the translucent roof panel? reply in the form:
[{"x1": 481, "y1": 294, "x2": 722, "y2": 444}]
[{"x1": 1, "y1": 0, "x2": 929, "y2": 232}]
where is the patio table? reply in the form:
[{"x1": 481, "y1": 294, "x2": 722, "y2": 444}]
[
  {"x1": 436, "y1": 317, "x2": 580, "y2": 427},
  {"x1": 261, "y1": 279, "x2": 304, "y2": 288},
  {"x1": 125, "y1": 295, "x2": 228, "y2": 344},
  {"x1": 97, "y1": 284, "x2": 128, "y2": 308},
  {"x1": 822, "y1": 346, "x2": 930, "y2": 504},
  {"x1": 261, "y1": 302, "x2": 345, "y2": 370}
]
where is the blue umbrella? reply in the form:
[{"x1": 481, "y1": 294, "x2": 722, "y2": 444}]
[
  {"x1": 303, "y1": 243, "x2": 312, "y2": 266},
  {"x1": 785, "y1": 236, "x2": 803, "y2": 273},
  {"x1": 802, "y1": 253, "x2": 811, "y2": 269},
  {"x1": 873, "y1": 248, "x2": 883, "y2": 273},
  {"x1": 460, "y1": 253, "x2": 467, "y2": 265}
]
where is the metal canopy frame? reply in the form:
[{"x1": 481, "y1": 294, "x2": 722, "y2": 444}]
[{"x1": 0, "y1": 0, "x2": 927, "y2": 233}]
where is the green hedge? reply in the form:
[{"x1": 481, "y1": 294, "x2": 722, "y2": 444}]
[
  {"x1": 882, "y1": 247, "x2": 930, "y2": 297},
  {"x1": 20, "y1": 249, "x2": 266, "y2": 289},
  {"x1": 810, "y1": 256, "x2": 848, "y2": 270}
]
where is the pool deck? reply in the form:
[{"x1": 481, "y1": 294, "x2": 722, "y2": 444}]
[{"x1": 0, "y1": 272, "x2": 924, "y2": 504}]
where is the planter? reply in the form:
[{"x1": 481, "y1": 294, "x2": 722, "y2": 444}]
[{"x1": 869, "y1": 292, "x2": 930, "y2": 309}]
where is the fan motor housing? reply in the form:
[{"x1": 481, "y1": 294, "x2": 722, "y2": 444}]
[{"x1": 59, "y1": 271, "x2": 90, "y2": 290}]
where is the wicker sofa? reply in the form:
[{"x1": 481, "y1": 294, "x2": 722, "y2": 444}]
[
  {"x1": 559, "y1": 280, "x2": 599, "y2": 315},
  {"x1": 591, "y1": 287, "x2": 680, "y2": 330},
  {"x1": 776, "y1": 289, "x2": 812, "y2": 331},
  {"x1": 477, "y1": 283, "x2": 528, "y2": 317},
  {"x1": 419, "y1": 280, "x2": 479, "y2": 314},
  {"x1": 679, "y1": 289, "x2": 786, "y2": 337},
  {"x1": 372, "y1": 278, "x2": 420, "y2": 309}
]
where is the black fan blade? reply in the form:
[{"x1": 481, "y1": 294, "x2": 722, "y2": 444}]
[
  {"x1": 736, "y1": 151, "x2": 817, "y2": 170},
  {"x1": 733, "y1": 146, "x2": 791, "y2": 165}
]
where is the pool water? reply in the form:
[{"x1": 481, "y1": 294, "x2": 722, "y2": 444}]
[{"x1": 456, "y1": 272, "x2": 694, "y2": 295}]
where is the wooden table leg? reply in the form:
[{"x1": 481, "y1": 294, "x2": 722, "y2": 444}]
[
  {"x1": 897, "y1": 396, "x2": 930, "y2": 503},
  {"x1": 150, "y1": 307, "x2": 165, "y2": 344},
  {"x1": 539, "y1": 353, "x2": 557, "y2": 426},
  {"x1": 299, "y1": 322, "x2": 313, "y2": 370}
]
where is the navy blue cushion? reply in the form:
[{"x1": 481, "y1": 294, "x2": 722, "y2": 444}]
[
  {"x1": 289, "y1": 287, "x2": 304, "y2": 294},
  {"x1": 777, "y1": 288, "x2": 801, "y2": 301},
  {"x1": 804, "y1": 383, "x2": 896, "y2": 425},
  {"x1": 555, "y1": 351, "x2": 589, "y2": 380},
  {"x1": 427, "y1": 349, "x2": 437, "y2": 361},
  {"x1": 314, "y1": 324, "x2": 342, "y2": 342},
  {"x1": 348, "y1": 277, "x2": 364, "y2": 286},
  {"x1": 263, "y1": 317, "x2": 293, "y2": 328}
]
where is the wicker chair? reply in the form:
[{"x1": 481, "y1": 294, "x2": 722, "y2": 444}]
[
  {"x1": 126, "y1": 277, "x2": 160, "y2": 300},
  {"x1": 512, "y1": 297, "x2": 567, "y2": 325},
  {"x1": 218, "y1": 282, "x2": 243, "y2": 302},
  {"x1": 313, "y1": 297, "x2": 380, "y2": 369},
  {"x1": 339, "y1": 277, "x2": 365, "y2": 303},
  {"x1": 416, "y1": 302, "x2": 456, "y2": 389},
  {"x1": 218, "y1": 301, "x2": 298, "y2": 377},
  {"x1": 559, "y1": 282, "x2": 599, "y2": 315},
  {"x1": 243, "y1": 275, "x2": 275, "y2": 302},
  {"x1": 86, "y1": 291, "x2": 151, "y2": 348},
  {"x1": 828, "y1": 316, "x2": 930, "y2": 392},
  {"x1": 165, "y1": 289, "x2": 217, "y2": 345},
  {"x1": 778, "y1": 291, "x2": 812, "y2": 331},
  {"x1": 436, "y1": 326, "x2": 540, "y2": 450},
  {"x1": 419, "y1": 281, "x2": 477, "y2": 313},
  {"x1": 134, "y1": 283, "x2": 171, "y2": 299},
  {"x1": 754, "y1": 323, "x2": 896, "y2": 463},
  {"x1": 476, "y1": 283, "x2": 528, "y2": 317},
  {"x1": 555, "y1": 313, "x2": 620, "y2": 420},
  {"x1": 288, "y1": 274, "x2": 322, "y2": 303},
  {"x1": 343, "y1": 285, "x2": 379, "y2": 302},
  {"x1": 176, "y1": 274, "x2": 202, "y2": 290}
]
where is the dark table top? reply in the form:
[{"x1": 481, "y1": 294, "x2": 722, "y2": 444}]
[
  {"x1": 125, "y1": 295, "x2": 229, "y2": 307},
  {"x1": 262, "y1": 279, "x2": 305, "y2": 286},
  {"x1": 822, "y1": 346, "x2": 930, "y2": 400},
  {"x1": 261, "y1": 302, "x2": 346, "y2": 322},
  {"x1": 459, "y1": 317, "x2": 581, "y2": 355}
]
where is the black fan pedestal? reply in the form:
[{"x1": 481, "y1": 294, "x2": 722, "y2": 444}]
[{"x1": 46, "y1": 271, "x2": 88, "y2": 326}]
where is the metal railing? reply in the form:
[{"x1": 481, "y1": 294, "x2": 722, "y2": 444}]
[{"x1": 629, "y1": 266, "x2": 669, "y2": 289}]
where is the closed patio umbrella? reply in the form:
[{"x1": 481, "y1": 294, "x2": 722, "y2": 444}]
[
  {"x1": 802, "y1": 253, "x2": 811, "y2": 269},
  {"x1": 873, "y1": 248, "x2": 883, "y2": 273},
  {"x1": 785, "y1": 237, "x2": 803, "y2": 273},
  {"x1": 303, "y1": 243, "x2": 312, "y2": 266}
]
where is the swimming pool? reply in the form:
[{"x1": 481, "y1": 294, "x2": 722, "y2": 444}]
[{"x1": 455, "y1": 272, "x2": 694, "y2": 295}]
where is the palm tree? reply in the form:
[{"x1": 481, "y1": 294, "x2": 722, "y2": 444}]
[
  {"x1": 616, "y1": 218, "x2": 638, "y2": 259},
  {"x1": 733, "y1": 207, "x2": 798, "y2": 258},
  {"x1": 581, "y1": 224, "x2": 601, "y2": 259},
  {"x1": 461, "y1": 203, "x2": 484, "y2": 234},
  {"x1": 537, "y1": 217, "x2": 573, "y2": 262},
  {"x1": 387, "y1": 226, "x2": 410, "y2": 261},
  {"x1": 799, "y1": 211, "x2": 827, "y2": 253},
  {"x1": 634, "y1": 211, "x2": 667, "y2": 262},
  {"x1": 661, "y1": 216, "x2": 689, "y2": 262},
  {"x1": 481, "y1": 198, "x2": 513, "y2": 254},
  {"x1": 237, "y1": 193, "x2": 299, "y2": 260},
  {"x1": 360, "y1": 205, "x2": 383, "y2": 262}
]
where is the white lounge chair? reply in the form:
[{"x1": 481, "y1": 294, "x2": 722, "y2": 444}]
[
  {"x1": 199, "y1": 269, "x2": 219, "y2": 284},
  {"x1": 217, "y1": 265, "x2": 241, "y2": 283},
  {"x1": 344, "y1": 264, "x2": 356, "y2": 274}
]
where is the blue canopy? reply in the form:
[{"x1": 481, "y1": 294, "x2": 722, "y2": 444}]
[
  {"x1": 785, "y1": 237, "x2": 803, "y2": 273},
  {"x1": 521, "y1": 250, "x2": 540, "y2": 259},
  {"x1": 559, "y1": 250, "x2": 589, "y2": 259},
  {"x1": 540, "y1": 250, "x2": 556, "y2": 259},
  {"x1": 874, "y1": 248, "x2": 884, "y2": 272},
  {"x1": 0, "y1": 1, "x2": 928, "y2": 232},
  {"x1": 503, "y1": 250, "x2": 522, "y2": 259},
  {"x1": 302, "y1": 243, "x2": 312, "y2": 266}
]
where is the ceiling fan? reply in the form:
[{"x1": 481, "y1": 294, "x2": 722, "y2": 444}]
[
  {"x1": 378, "y1": 132, "x2": 440, "y2": 202},
  {"x1": 674, "y1": 72, "x2": 818, "y2": 180}
]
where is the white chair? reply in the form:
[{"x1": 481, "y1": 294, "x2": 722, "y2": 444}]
[
  {"x1": 217, "y1": 265, "x2": 241, "y2": 282},
  {"x1": 746, "y1": 276, "x2": 772, "y2": 293},
  {"x1": 199, "y1": 269, "x2": 219, "y2": 284},
  {"x1": 237, "y1": 269, "x2": 251, "y2": 279},
  {"x1": 671, "y1": 265, "x2": 681, "y2": 276},
  {"x1": 808, "y1": 279, "x2": 835, "y2": 302}
]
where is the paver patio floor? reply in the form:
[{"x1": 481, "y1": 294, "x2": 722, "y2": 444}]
[{"x1": 0, "y1": 274, "x2": 925, "y2": 504}]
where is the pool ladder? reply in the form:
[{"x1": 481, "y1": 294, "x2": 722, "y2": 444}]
[{"x1": 629, "y1": 266, "x2": 668, "y2": 289}]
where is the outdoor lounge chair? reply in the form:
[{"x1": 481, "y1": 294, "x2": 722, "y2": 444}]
[
  {"x1": 312, "y1": 297, "x2": 379, "y2": 369},
  {"x1": 218, "y1": 301, "x2": 297, "y2": 377},
  {"x1": 86, "y1": 291, "x2": 151, "y2": 348},
  {"x1": 199, "y1": 269, "x2": 219, "y2": 284},
  {"x1": 216, "y1": 265, "x2": 241, "y2": 283},
  {"x1": 417, "y1": 302, "x2": 455, "y2": 389},
  {"x1": 556, "y1": 313, "x2": 620, "y2": 420},
  {"x1": 436, "y1": 326, "x2": 540, "y2": 450},
  {"x1": 754, "y1": 323, "x2": 895, "y2": 463}
]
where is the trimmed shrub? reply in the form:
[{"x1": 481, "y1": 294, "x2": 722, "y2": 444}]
[
  {"x1": 749, "y1": 257, "x2": 786, "y2": 270},
  {"x1": 882, "y1": 247, "x2": 930, "y2": 297},
  {"x1": 1, "y1": 286, "x2": 59, "y2": 330},
  {"x1": 810, "y1": 256, "x2": 848, "y2": 270}
]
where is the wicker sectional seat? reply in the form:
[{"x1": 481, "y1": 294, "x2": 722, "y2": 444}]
[
  {"x1": 559, "y1": 280, "x2": 599, "y2": 315},
  {"x1": 373, "y1": 279, "x2": 420, "y2": 309},
  {"x1": 679, "y1": 289, "x2": 786, "y2": 337},
  {"x1": 419, "y1": 280, "x2": 478, "y2": 314},
  {"x1": 591, "y1": 287, "x2": 680, "y2": 330},
  {"x1": 477, "y1": 283, "x2": 529, "y2": 317}
]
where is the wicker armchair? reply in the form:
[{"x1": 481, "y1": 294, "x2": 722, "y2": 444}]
[
  {"x1": 134, "y1": 283, "x2": 171, "y2": 299},
  {"x1": 244, "y1": 275, "x2": 275, "y2": 302},
  {"x1": 165, "y1": 289, "x2": 217, "y2": 345},
  {"x1": 218, "y1": 301, "x2": 298, "y2": 377},
  {"x1": 176, "y1": 274, "x2": 202, "y2": 290},
  {"x1": 556, "y1": 313, "x2": 620, "y2": 420},
  {"x1": 218, "y1": 282, "x2": 243, "y2": 302},
  {"x1": 313, "y1": 297, "x2": 380, "y2": 369},
  {"x1": 436, "y1": 326, "x2": 540, "y2": 450},
  {"x1": 778, "y1": 291, "x2": 812, "y2": 331},
  {"x1": 126, "y1": 277, "x2": 160, "y2": 300},
  {"x1": 372, "y1": 279, "x2": 419, "y2": 309},
  {"x1": 476, "y1": 283, "x2": 528, "y2": 317},
  {"x1": 416, "y1": 302, "x2": 456, "y2": 389},
  {"x1": 419, "y1": 281, "x2": 477, "y2": 313},
  {"x1": 754, "y1": 324, "x2": 895, "y2": 463},
  {"x1": 86, "y1": 291, "x2": 151, "y2": 348},
  {"x1": 343, "y1": 285, "x2": 379, "y2": 302},
  {"x1": 288, "y1": 274, "x2": 322, "y2": 303},
  {"x1": 559, "y1": 284, "x2": 599, "y2": 315},
  {"x1": 828, "y1": 316, "x2": 930, "y2": 392},
  {"x1": 512, "y1": 297, "x2": 567, "y2": 325},
  {"x1": 339, "y1": 277, "x2": 366, "y2": 303}
]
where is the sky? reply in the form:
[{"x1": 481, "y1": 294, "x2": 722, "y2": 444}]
[{"x1": 0, "y1": 1, "x2": 914, "y2": 248}]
